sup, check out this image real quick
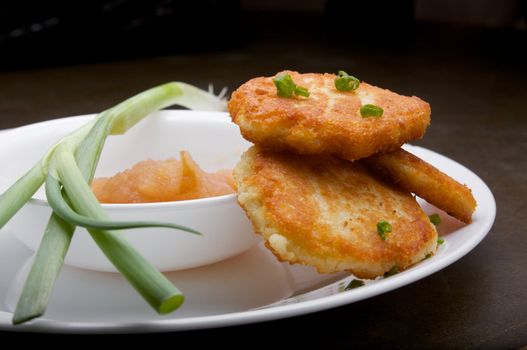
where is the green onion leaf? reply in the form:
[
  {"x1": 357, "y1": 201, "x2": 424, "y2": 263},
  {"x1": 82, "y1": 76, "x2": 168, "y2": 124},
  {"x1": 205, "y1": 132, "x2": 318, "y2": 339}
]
[
  {"x1": 384, "y1": 266, "x2": 400, "y2": 278},
  {"x1": 334, "y1": 70, "x2": 360, "y2": 92},
  {"x1": 12, "y1": 117, "x2": 111, "y2": 325},
  {"x1": 14, "y1": 115, "x2": 113, "y2": 325},
  {"x1": 109, "y1": 82, "x2": 226, "y2": 135},
  {"x1": 12, "y1": 213, "x2": 74, "y2": 325},
  {"x1": 11, "y1": 82, "x2": 225, "y2": 325},
  {"x1": 360, "y1": 104, "x2": 384, "y2": 118},
  {"x1": 55, "y1": 144, "x2": 184, "y2": 314},
  {"x1": 429, "y1": 213, "x2": 441, "y2": 226},
  {"x1": 0, "y1": 163, "x2": 46, "y2": 229},
  {"x1": 273, "y1": 74, "x2": 309, "y2": 98},
  {"x1": 294, "y1": 85, "x2": 310, "y2": 97},
  {"x1": 377, "y1": 220, "x2": 392, "y2": 240},
  {"x1": 344, "y1": 279, "x2": 365, "y2": 290},
  {"x1": 437, "y1": 236, "x2": 445, "y2": 245},
  {"x1": 273, "y1": 74, "x2": 296, "y2": 97},
  {"x1": 45, "y1": 175, "x2": 201, "y2": 234}
]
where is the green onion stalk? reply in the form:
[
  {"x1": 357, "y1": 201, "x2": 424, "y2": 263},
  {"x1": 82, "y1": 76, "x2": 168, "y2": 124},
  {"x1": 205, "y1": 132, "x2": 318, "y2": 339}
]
[{"x1": 0, "y1": 82, "x2": 227, "y2": 324}]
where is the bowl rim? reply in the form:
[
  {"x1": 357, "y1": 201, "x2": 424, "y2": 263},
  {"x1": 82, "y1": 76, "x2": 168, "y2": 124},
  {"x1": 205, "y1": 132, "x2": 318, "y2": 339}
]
[
  {"x1": 28, "y1": 193, "x2": 238, "y2": 210},
  {"x1": 6, "y1": 110, "x2": 240, "y2": 211}
]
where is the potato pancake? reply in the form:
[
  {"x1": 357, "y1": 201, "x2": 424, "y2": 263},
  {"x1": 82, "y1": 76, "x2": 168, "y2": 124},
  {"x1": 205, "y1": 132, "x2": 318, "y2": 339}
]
[
  {"x1": 234, "y1": 146, "x2": 437, "y2": 279},
  {"x1": 229, "y1": 71, "x2": 431, "y2": 161}
]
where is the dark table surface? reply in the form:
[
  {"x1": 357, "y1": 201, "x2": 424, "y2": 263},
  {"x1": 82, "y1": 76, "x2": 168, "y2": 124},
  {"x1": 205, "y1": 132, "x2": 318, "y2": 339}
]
[{"x1": 0, "y1": 24, "x2": 526, "y2": 348}]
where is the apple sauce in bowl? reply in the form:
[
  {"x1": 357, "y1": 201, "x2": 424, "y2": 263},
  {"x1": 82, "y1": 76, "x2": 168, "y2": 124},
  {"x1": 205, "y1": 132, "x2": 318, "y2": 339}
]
[{"x1": 1, "y1": 110, "x2": 259, "y2": 272}]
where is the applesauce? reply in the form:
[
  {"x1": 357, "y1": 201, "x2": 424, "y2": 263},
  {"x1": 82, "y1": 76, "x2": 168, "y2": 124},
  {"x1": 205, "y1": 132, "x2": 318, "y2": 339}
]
[{"x1": 92, "y1": 151, "x2": 235, "y2": 203}]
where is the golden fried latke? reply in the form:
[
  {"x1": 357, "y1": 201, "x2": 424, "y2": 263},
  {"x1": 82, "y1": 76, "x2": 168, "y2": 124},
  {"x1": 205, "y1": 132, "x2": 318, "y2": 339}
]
[
  {"x1": 365, "y1": 148, "x2": 476, "y2": 223},
  {"x1": 234, "y1": 146, "x2": 437, "y2": 279},
  {"x1": 229, "y1": 71, "x2": 431, "y2": 161}
]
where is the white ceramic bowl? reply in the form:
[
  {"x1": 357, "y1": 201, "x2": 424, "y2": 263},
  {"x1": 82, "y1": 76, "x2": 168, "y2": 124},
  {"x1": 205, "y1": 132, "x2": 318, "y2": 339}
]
[{"x1": 0, "y1": 110, "x2": 259, "y2": 272}]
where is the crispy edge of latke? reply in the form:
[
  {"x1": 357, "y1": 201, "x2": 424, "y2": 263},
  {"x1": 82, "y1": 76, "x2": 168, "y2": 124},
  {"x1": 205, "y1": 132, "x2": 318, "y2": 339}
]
[{"x1": 364, "y1": 148, "x2": 477, "y2": 224}]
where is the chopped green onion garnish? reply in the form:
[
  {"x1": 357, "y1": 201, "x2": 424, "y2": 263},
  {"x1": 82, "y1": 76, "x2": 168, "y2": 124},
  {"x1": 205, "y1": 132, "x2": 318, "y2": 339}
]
[
  {"x1": 334, "y1": 70, "x2": 360, "y2": 92},
  {"x1": 377, "y1": 220, "x2": 392, "y2": 240},
  {"x1": 344, "y1": 279, "x2": 365, "y2": 290},
  {"x1": 429, "y1": 213, "x2": 441, "y2": 226},
  {"x1": 273, "y1": 74, "x2": 295, "y2": 97},
  {"x1": 437, "y1": 236, "x2": 445, "y2": 245},
  {"x1": 384, "y1": 266, "x2": 400, "y2": 278},
  {"x1": 273, "y1": 74, "x2": 309, "y2": 98},
  {"x1": 294, "y1": 85, "x2": 310, "y2": 97},
  {"x1": 424, "y1": 252, "x2": 433, "y2": 260},
  {"x1": 360, "y1": 104, "x2": 384, "y2": 118}
]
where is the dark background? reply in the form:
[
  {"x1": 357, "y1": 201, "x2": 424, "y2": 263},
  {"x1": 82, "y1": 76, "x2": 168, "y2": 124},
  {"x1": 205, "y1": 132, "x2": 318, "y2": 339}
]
[
  {"x1": 1, "y1": 0, "x2": 526, "y2": 71},
  {"x1": 1, "y1": 1, "x2": 527, "y2": 348}
]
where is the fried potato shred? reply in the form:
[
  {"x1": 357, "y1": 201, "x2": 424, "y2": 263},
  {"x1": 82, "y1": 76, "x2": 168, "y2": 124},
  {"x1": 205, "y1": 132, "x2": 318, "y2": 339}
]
[{"x1": 364, "y1": 148, "x2": 477, "y2": 223}]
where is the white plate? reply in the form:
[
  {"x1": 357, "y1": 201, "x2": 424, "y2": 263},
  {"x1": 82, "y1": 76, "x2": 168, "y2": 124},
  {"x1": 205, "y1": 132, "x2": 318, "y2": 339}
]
[{"x1": 0, "y1": 141, "x2": 495, "y2": 333}]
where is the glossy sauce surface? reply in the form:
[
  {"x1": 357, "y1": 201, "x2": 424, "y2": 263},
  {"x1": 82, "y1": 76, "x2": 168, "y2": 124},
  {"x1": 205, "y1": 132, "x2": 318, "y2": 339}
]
[{"x1": 92, "y1": 151, "x2": 235, "y2": 203}]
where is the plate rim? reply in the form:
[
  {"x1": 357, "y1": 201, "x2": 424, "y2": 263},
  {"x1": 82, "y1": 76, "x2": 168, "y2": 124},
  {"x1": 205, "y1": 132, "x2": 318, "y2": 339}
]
[{"x1": 0, "y1": 112, "x2": 496, "y2": 333}]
